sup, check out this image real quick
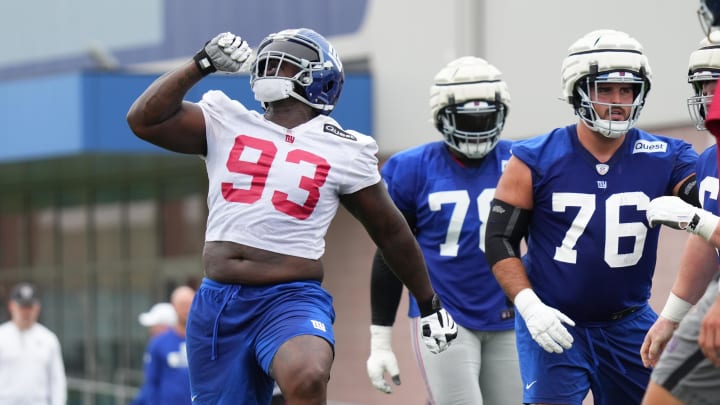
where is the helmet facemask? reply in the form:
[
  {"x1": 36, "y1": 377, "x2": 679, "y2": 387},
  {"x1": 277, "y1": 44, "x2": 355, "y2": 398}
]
[
  {"x1": 687, "y1": 36, "x2": 720, "y2": 131},
  {"x1": 687, "y1": 71, "x2": 719, "y2": 130},
  {"x1": 574, "y1": 70, "x2": 648, "y2": 139},
  {"x1": 253, "y1": 42, "x2": 318, "y2": 106},
  {"x1": 560, "y1": 30, "x2": 652, "y2": 139},
  {"x1": 437, "y1": 97, "x2": 506, "y2": 159},
  {"x1": 429, "y1": 56, "x2": 511, "y2": 160},
  {"x1": 251, "y1": 29, "x2": 344, "y2": 114}
]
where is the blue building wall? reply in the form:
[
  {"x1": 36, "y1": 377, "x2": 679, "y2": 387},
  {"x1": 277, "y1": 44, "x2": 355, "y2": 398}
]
[
  {"x1": 0, "y1": 0, "x2": 372, "y2": 164},
  {"x1": 0, "y1": 72, "x2": 372, "y2": 163}
]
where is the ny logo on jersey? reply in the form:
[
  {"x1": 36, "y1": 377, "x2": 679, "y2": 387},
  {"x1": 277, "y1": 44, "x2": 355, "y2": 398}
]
[
  {"x1": 285, "y1": 133, "x2": 295, "y2": 143},
  {"x1": 166, "y1": 342, "x2": 189, "y2": 368},
  {"x1": 311, "y1": 319, "x2": 326, "y2": 332},
  {"x1": 597, "y1": 180, "x2": 607, "y2": 189}
]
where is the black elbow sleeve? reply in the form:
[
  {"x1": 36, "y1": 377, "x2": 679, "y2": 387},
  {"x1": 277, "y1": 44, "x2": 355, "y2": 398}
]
[
  {"x1": 677, "y1": 174, "x2": 701, "y2": 208},
  {"x1": 484, "y1": 199, "x2": 531, "y2": 268}
]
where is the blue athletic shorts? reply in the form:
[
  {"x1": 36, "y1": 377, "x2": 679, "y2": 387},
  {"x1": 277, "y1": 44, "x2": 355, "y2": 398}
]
[
  {"x1": 516, "y1": 303, "x2": 656, "y2": 405},
  {"x1": 186, "y1": 278, "x2": 335, "y2": 405}
]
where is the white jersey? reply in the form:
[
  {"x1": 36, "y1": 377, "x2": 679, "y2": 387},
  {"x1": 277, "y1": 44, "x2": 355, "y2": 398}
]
[
  {"x1": 199, "y1": 90, "x2": 381, "y2": 259},
  {"x1": 0, "y1": 321, "x2": 67, "y2": 405}
]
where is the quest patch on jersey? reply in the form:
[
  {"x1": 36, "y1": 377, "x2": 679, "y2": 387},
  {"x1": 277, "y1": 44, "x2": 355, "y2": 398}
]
[
  {"x1": 324, "y1": 124, "x2": 357, "y2": 141},
  {"x1": 632, "y1": 140, "x2": 667, "y2": 154}
]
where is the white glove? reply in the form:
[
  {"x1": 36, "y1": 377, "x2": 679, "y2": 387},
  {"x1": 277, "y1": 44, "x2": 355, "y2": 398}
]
[
  {"x1": 420, "y1": 306, "x2": 458, "y2": 354},
  {"x1": 646, "y1": 196, "x2": 719, "y2": 241},
  {"x1": 514, "y1": 288, "x2": 575, "y2": 353},
  {"x1": 366, "y1": 325, "x2": 401, "y2": 394},
  {"x1": 194, "y1": 32, "x2": 252, "y2": 75}
]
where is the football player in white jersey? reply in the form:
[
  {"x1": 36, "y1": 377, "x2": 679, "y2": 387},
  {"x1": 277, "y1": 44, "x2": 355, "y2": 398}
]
[
  {"x1": 640, "y1": 5, "x2": 720, "y2": 402},
  {"x1": 365, "y1": 57, "x2": 521, "y2": 404},
  {"x1": 126, "y1": 28, "x2": 457, "y2": 405},
  {"x1": 485, "y1": 29, "x2": 699, "y2": 404}
]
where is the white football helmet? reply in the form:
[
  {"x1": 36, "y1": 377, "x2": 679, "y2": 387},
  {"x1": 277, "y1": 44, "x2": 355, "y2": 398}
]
[
  {"x1": 560, "y1": 29, "x2": 652, "y2": 138},
  {"x1": 430, "y1": 57, "x2": 510, "y2": 159},
  {"x1": 688, "y1": 36, "x2": 720, "y2": 130}
]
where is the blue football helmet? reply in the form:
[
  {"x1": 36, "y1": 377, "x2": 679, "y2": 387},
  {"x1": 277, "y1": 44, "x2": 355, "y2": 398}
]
[
  {"x1": 699, "y1": 0, "x2": 720, "y2": 38},
  {"x1": 251, "y1": 28, "x2": 344, "y2": 115}
]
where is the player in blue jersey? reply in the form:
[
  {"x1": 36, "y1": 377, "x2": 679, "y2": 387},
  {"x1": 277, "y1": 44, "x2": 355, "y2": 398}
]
[
  {"x1": 135, "y1": 286, "x2": 195, "y2": 405},
  {"x1": 639, "y1": 13, "x2": 720, "y2": 404},
  {"x1": 484, "y1": 29, "x2": 700, "y2": 405},
  {"x1": 126, "y1": 28, "x2": 457, "y2": 405},
  {"x1": 365, "y1": 57, "x2": 521, "y2": 404}
]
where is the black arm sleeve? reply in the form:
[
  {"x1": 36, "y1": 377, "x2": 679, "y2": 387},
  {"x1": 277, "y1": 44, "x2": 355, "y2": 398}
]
[
  {"x1": 484, "y1": 198, "x2": 531, "y2": 268},
  {"x1": 370, "y1": 249, "x2": 404, "y2": 326},
  {"x1": 677, "y1": 174, "x2": 701, "y2": 208}
]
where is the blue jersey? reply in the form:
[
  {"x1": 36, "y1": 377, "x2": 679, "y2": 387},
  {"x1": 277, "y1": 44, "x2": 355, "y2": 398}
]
[
  {"x1": 513, "y1": 125, "x2": 697, "y2": 324},
  {"x1": 382, "y1": 140, "x2": 514, "y2": 331},
  {"x1": 697, "y1": 144, "x2": 719, "y2": 214},
  {"x1": 142, "y1": 329, "x2": 191, "y2": 405}
]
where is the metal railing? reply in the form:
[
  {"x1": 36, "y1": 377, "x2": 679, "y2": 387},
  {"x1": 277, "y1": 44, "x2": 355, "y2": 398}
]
[{"x1": 66, "y1": 375, "x2": 139, "y2": 405}]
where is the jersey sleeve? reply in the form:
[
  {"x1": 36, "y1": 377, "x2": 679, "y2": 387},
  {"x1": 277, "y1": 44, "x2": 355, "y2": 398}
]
[
  {"x1": 670, "y1": 139, "x2": 699, "y2": 191},
  {"x1": 143, "y1": 336, "x2": 163, "y2": 404},
  {"x1": 197, "y1": 90, "x2": 251, "y2": 153},
  {"x1": 380, "y1": 152, "x2": 419, "y2": 214},
  {"x1": 338, "y1": 131, "x2": 382, "y2": 195},
  {"x1": 509, "y1": 133, "x2": 549, "y2": 178}
]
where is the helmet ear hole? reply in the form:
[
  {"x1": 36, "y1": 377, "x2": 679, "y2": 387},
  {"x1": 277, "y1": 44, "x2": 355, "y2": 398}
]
[
  {"x1": 569, "y1": 92, "x2": 581, "y2": 111},
  {"x1": 435, "y1": 113, "x2": 444, "y2": 132}
]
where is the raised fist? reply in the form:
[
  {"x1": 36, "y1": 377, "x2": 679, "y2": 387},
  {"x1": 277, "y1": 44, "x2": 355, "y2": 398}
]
[{"x1": 194, "y1": 32, "x2": 252, "y2": 75}]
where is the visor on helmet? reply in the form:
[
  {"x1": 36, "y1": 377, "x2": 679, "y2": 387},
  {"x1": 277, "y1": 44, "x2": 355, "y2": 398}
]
[
  {"x1": 592, "y1": 71, "x2": 645, "y2": 98},
  {"x1": 259, "y1": 40, "x2": 319, "y2": 63},
  {"x1": 442, "y1": 100, "x2": 503, "y2": 133}
]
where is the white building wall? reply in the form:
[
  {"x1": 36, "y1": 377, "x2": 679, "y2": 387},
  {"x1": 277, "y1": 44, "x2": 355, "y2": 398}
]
[
  {"x1": 333, "y1": 0, "x2": 704, "y2": 153},
  {"x1": 1, "y1": 1, "x2": 704, "y2": 155}
]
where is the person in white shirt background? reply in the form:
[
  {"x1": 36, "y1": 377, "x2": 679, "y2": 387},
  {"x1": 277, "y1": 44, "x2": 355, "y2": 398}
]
[{"x1": 0, "y1": 282, "x2": 67, "y2": 405}]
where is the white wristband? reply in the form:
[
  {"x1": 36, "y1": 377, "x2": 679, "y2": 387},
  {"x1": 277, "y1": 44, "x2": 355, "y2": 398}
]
[
  {"x1": 660, "y1": 292, "x2": 693, "y2": 323},
  {"x1": 690, "y1": 210, "x2": 720, "y2": 241},
  {"x1": 513, "y1": 288, "x2": 540, "y2": 318},
  {"x1": 369, "y1": 325, "x2": 393, "y2": 351}
]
